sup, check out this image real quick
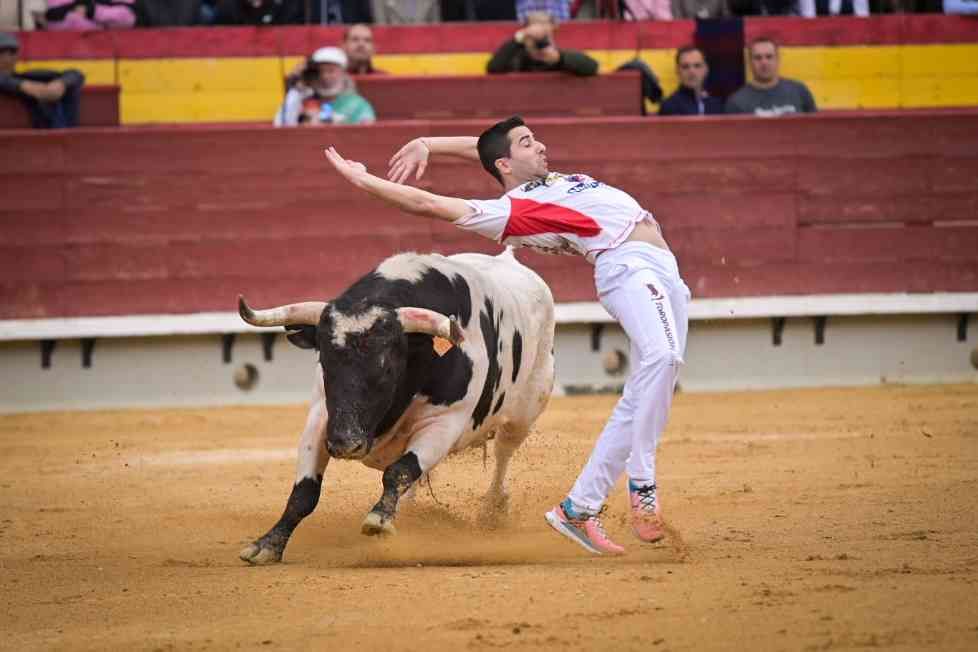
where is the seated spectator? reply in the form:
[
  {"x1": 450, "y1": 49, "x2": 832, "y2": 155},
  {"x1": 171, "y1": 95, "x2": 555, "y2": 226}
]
[
  {"x1": 487, "y1": 10, "x2": 598, "y2": 76},
  {"x1": 342, "y1": 24, "x2": 386, "y2": 75},
  {"x1": 659, "y1": 46, "x2": 724, "y2": 116},
  {"x1": 726, "y1": 37, "x2": 816, "y2": 117},
  {"x1": 371, "y1": 0, "x2": 440, "y2": 23},
  {"x1": 215, "y1": 0, "x2": 303, "y2": 25},
  {"x1": 0, "y1": 32, "x2": 85, "y2": 128},
  {"x1": 943, "y1": 0, "x2": 978, "y2": 12},
  {"x1": 797, "y1": 0, "x2": 869, "y2": 15},
  {"x1": 37, "y1": 0, "x2": 138, "y2": 30},
  {"x1": 671, "y1": 0, "x2": 730, "y2": 18},
  {"x1": 621, "y1": 0, "x2": 673, "y2": 19},
  {"x1": 517, "y1": 0, "x2": 571, "y2": 21},
  {"x1": 274, "y1": 47, "x2": 375, "y2": 127}
]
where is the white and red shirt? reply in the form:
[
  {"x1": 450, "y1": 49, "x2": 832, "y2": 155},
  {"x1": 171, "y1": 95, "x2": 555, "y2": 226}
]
[{"x1": 457, "y1": 172, "x2": 654, "y2": 264}]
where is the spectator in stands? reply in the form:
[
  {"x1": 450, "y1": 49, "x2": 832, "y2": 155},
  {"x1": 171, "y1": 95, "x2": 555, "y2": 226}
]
[
  {"x1": 620, "y1": 0, "x2": 673, "y2": 19},
  {"x1": 943, "y1": 0, "x2": 978, "y2": 12},
  {"x1": 371, "y1": 0, "x2": 440, "y2": 23},
  {"x1": 726, "y1": 37, "x2": 816, "y2": 116},
  {"x1": 274, "y1": 47, "x2": 375, "y2": 127},
  {"x1": 659, "y1": 46, "x2": 724, "y2": 116},
  {"x1": 487, "y1": 10, "x2": 598, "y2": 76},
  {"x1": 342, "y1": 24, "x2": 386, "y2": 75},
  {"x1": 517, "y1": 0, "x2": 571, "y2": 21},
  {"x1": 671, "y1": 0, "x2": 730, "y2": 18},
  {"x1": 0, "y1": 32, "x2": 85, "y2": 128},
  {"x1": 215, "y1": 0, "x2": 302, "y2": 25},
  {"x1": 797, "y1": 0, "x2": 869, "y2": 15},
  {"x1": 36, "y1": 0, "x2": 138, "y2": 30}
]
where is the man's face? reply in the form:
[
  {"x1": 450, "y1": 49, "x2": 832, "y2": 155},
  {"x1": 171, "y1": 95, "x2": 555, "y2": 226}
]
[
  {"x1": 343, "y1": 25, "x2": 375, "y2": 64},
  {"x1": 316, "y1": 63, "x2": 345, "y2": 95},
  {"x1": 677, "y1": 50, "x2": 707, "y2": 91},
  {"x1": 500, "y1": 126, "x2": 549, "y2": 183},
  {"x1": 749, "y1": 42, "x2": 779, "y2": 84},
  {"x1": 0, "y1": 46, "x2": 18, "y2": 75}
]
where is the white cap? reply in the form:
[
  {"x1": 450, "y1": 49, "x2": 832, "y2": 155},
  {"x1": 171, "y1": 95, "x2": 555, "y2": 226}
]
[{"x1": 310, "y1": 46, "x2": 347, "y2": 68}]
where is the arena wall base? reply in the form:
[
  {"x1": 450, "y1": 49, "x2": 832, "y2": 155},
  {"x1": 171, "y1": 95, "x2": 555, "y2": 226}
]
[{"x1": 1, "y1": 310, "x2": 974, "y2": 413}]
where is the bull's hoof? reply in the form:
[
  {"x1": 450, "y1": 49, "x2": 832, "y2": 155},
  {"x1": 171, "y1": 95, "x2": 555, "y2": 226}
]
[
  {"x1": 239, "y1": 542, "x2": 283, "y2": 565},
  {"x1": 361, "y1": 511, "x2": 396, "y2": 537}
]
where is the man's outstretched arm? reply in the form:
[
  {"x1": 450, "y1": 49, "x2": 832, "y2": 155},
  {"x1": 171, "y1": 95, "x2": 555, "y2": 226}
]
[
  {"x1": 387, "y1": 136, "x2": 479, "y2": 184},
  {"x1": 325, "y1": 147, "x2": 470, "y2": 223}
]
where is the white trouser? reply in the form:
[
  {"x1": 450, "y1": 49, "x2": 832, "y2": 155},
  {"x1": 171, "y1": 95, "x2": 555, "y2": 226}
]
[{"x1": 568, "y1": 242, "x2": 690, "y2": 512}]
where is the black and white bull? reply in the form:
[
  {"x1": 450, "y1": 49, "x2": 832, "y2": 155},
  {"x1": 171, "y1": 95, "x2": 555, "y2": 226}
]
[{"x1": 237, "y1": 249, "x2": 556, "y2": 564}]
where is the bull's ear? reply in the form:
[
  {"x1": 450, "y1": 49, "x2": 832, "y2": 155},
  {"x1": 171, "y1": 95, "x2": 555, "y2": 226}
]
[{"x1": 285, "y1": 325, "x2": 319, "y2": 350}]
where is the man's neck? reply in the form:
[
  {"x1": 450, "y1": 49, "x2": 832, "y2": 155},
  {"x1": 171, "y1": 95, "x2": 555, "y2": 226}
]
[
  {"x1": 750, "y1": 77, "x2": 780, "y2": 90},
  {"x1": 682, "y1": 84, "x2": 703, "y2": 96}
]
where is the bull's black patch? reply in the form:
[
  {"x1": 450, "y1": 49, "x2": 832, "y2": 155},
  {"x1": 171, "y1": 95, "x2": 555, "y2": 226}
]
[
  {"x1": 492, "y1": 392, "x2": 506, "y2": 416},
  {"x1": 471, "y1": 298, "x2": 503, "y2": 430},
  {"x1": 285, "y1": 325, "x2": 318, "y2": 350},
  {"x1": 511, "y1": 330, "x2": 523, "y2": 382}
]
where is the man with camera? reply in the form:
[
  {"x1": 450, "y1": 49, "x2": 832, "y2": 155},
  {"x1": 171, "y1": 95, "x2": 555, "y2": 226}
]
[
  {"x1": 487, "y1": 11, "x2": 598, "y2": 76},
  {"x1": 274, "y1": 47, "x2": 375, "y2": 127}
]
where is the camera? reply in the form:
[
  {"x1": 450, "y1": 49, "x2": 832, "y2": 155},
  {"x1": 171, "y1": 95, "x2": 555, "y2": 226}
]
[
  {"x1": 300, "y1": 58, "x2": 320, "y2": 87},
  {"x1": 533, "y1": 37, "x2": 551, "y2": 49}
]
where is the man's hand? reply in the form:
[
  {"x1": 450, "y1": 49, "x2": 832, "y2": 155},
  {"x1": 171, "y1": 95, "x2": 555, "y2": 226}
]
[
  {"x1": 324, "y1": 146, "x2": 368, "y2": 186},
  {"x1": 18, "y1": 79, "x2": 67, "y2": 102},
  {"x1": 387, "y1": 138, "x2": 429, "y2": 184}
]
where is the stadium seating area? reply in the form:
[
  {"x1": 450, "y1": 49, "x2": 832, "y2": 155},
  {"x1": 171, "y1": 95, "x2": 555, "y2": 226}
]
[{"x1": 9, "y1": 15, "x2": 978, "y2": 124}]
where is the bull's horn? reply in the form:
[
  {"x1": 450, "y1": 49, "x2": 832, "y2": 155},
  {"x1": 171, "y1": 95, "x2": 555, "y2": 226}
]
[
  {"x1": 396, "y1": 307, "x2": 464, "y2": 345},
  {"x1": 238, "y1": 295, "x2": 327, "y2": 327}
]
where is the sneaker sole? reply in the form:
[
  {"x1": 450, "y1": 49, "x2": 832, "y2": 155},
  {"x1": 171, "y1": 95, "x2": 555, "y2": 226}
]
[{"x1": 544, "y1": 510, "x2": 602, "y2": 555}]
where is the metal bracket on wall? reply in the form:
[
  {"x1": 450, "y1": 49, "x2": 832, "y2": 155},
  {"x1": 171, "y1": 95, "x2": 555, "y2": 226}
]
[
  {"x1": 221, "y1": 334, "x2": 235, "y2": 364},
  {"x1": 590, "y1": 323, "x2": 604, "y2": 352},
  {"x1": 957, "y1": 313, "x2": 969, "y2": 342},
  {"x1": 81, "y1": 338, "x2": 96, "y2": 368},
  {"x1": 261, "y1": 332, "x2": 277, "y2": 361},
  {"x1": 814, "y1": 316, "x2": 827, "y2": 346},
  {"x1": 40, "y1": 339, "x2": 56, "y2": 369},
  {"x1": 771, "y1": 317, "x2": 786, "y2": 346}
]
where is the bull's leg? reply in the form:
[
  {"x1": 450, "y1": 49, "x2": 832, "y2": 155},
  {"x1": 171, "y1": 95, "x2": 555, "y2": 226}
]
[
  {"x1": 361, "y1": 422, "x2": 461, "y2": 536},
  {"x1": 240, "y1": 366, "x2": 329, "y2": 565},
  {"x1": 481, "y1": 426, "x2": 530, "y2": 524},
  {"x1": 361, "y1": 452, "x2": 422, "y2": 536}
]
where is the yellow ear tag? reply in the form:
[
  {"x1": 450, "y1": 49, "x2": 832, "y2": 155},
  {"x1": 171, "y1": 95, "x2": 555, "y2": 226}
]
[{"x1": 432, "y1": 337, "x2": 454, "y2": 357}]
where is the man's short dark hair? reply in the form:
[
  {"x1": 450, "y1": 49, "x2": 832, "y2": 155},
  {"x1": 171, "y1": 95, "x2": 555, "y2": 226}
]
[
  {"x1": 478, "y1": 116, "x2": 525, "y2": 185},
  {"x1": 675, "y1": 45, "x2": 701, "y2": 65},
  {"x1": 749, "y1": 37, "x2": 778, "y2": 54}
]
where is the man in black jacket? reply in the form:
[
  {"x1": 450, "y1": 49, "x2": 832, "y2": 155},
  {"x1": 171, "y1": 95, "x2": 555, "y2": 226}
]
[
  {"x1": 658, "y1": 46, "x2": 724, "y2": 117},
  {"x1": 0, "y1": 32, "x2": 86, "y2": 129},
  {"x1": 487, "y1": 11, "x2": 598, "y2": 77}
]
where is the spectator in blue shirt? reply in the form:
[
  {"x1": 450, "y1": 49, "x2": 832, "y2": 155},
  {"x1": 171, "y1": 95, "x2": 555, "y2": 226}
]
[{"x1": 659, "y1": 46, "x2": 724, "y2": 117}]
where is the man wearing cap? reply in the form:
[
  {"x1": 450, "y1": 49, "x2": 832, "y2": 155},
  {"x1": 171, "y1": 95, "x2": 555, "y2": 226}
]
[
  {"x1": 274, "y1": 46, "x2": 375, "y2": 127},
  {"x1": 0, "y1": 32, "x2": 86, "y2": 129}
]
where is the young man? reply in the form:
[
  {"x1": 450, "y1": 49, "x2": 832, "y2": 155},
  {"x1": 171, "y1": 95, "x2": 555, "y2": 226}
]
[
  {"x1": 659, "y1": 46, "x2": 724, "y2": 117},
  {"x1": 726, "y1": 37, "x2": 817, "y2": 117},
  {"x1": 324, "y1": 116, "x2": 690, "y2": 555}
]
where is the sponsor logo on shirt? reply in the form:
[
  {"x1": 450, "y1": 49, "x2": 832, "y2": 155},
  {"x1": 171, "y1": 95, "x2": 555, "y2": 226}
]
[{"x1": 567, "y1": 180, "x2": 601, "y2": 194}]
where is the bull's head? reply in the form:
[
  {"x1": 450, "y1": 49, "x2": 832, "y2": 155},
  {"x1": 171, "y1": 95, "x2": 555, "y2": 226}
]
[{"x1": 238, "y1": 296, "x2": 463, "y2": 460}]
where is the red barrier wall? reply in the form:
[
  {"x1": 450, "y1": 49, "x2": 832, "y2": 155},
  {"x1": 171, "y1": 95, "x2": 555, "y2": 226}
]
[{"x1": 2, "y1": 110, "x2": 977, "y2": 320}]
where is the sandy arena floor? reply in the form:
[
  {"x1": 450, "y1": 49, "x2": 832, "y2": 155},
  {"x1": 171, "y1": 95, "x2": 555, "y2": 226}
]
[{"x1": 1, "y1": 384, "x2": 977, "y2": 651}]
